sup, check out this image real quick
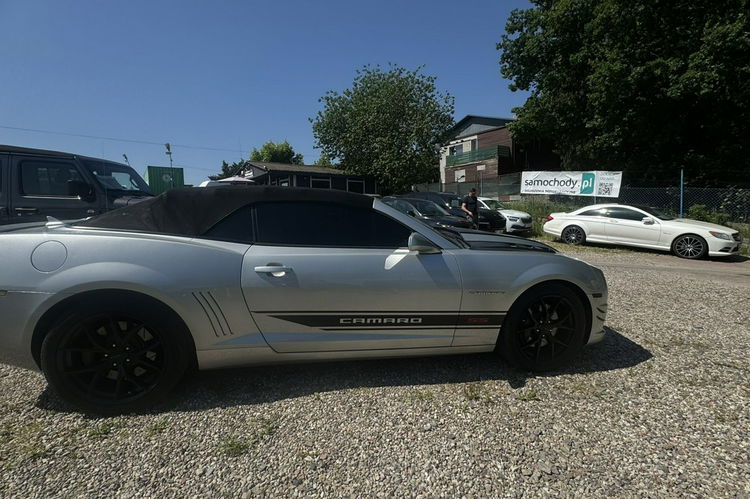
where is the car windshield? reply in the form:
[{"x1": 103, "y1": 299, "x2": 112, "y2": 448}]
[
  {"x1": 482, "y1": 199, "x2": 507, "y2": 210},
  {"x1": 82, "y1": 159, "x2": 153, "y2": 194},
  {"x1": 431, "y1": 227, "x2": 469, "y2": 248},
  {"x1": 411, "y1": 200, "x2": 449, "y2": 216},
  {"x1": 634, "y1": 205, "x2": 675, "y2": 221}
]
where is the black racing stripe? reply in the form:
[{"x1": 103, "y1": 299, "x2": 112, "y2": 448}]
[
  {"x1": 268, "y1": 313, "x2": 505, "y2": 328},
  {"x1": 255, "y1": 310, "x2": 507, "y2": 315}
]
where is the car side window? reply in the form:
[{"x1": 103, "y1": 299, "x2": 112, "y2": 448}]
[
  {"x1": 255, "y1": 201, "x2": 412, "y2": 248},
  {"x1": 606, "y1": 207, "x2": 645, "y2": 221},
  {"x1": 201, "y1": 205, "x2": 254, "y2": 243},
  {"x1": 580, "y1": 209, "x2": 607, "y2": 217},
  {"x1": 20, "y1": 160, "x2": 84, "y2": 197}
]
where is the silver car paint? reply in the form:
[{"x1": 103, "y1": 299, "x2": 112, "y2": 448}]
[{"x1": 0, "y1": 201, "x2": 607, "y2": 372}]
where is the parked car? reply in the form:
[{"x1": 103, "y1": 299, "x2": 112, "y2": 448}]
[
  {"x1": 0, "y1": 145, "x2": 154, "y2": 225},
  {"x1": 400, "y1": 191, "x2": 506, "y2": 232},
  {"x1": 543, "y1": 203, "x2": 742, "y2": 259},
  {"x1": 0, "y1": 186, "x2": 607, "y2": 413},
  {"x1": 478, "y1": 197, "x2": 533, "y2": 234},
  {"x1": 382, "y1": 196, "x2": 472, "y2": 229}
]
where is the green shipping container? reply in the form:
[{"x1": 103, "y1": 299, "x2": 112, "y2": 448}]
[{"x1": 144, "y1": 166, "x2": 185, "y2": 194}]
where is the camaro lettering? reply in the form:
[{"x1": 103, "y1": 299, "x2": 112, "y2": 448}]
[{"x1": 339, "y1": 317, "x2": 423, "y2": 325}]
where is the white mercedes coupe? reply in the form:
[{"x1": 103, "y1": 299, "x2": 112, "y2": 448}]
[{"x1": 543, "y1": 204, "x2": 742, "y2": 259}]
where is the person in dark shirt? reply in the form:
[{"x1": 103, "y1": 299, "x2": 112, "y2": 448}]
[{"x1": 461, "y1": 188, "x2": 479, "y2": 229}]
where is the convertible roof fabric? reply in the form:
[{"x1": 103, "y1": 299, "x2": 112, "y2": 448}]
[{"x1": 79, "y1": 186, "x2": 374, "y2": 236}]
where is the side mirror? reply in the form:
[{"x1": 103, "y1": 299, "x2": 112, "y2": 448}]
[
  {"x1": 407, "y1": 210, "x2": 416, "y2": 217},
  {"x1": 68, "y1": 180, "x2": 95, "y2": 202},
  {"x1": 408, "y1": 232, "x2": 441, "y2": 254},
  {"x1": 642, "y1": 217, "x2": 655, "y2": 225}
]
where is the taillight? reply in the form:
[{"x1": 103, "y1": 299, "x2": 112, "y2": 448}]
[{"x1": 546, "y1": 215, "x2": 554, "y2": 221}]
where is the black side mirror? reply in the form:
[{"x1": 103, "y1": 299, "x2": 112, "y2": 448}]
[
  {"x1": 407, "y1": 210, "x2": 416, "y2": 217},
  {"x1": 68, "y1": 180, "x2": 95, "y2": 202}
]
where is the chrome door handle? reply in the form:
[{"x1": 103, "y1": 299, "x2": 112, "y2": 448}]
[
  {"x1": 15, "y1": 207, "x2": 39, "y2": 213},
  {"x1": 254, "y1": 265, "x2": 292, "y2": 276}
]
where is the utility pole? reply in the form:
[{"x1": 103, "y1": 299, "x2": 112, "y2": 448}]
[{"x1": 164, "y1": 143, "x2": 174, "y2": 189}]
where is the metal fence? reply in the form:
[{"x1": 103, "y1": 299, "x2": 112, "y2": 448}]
[{"x1": 414, "y1": 175, "x2": 750, "y2": 223}]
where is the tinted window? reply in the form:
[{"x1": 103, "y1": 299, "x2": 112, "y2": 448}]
[
  {"x1": 202, "y1": 205, "x2": 253, "y2": 243},
  {"x1": 606, "y1": 207, "x2": 645, "y2": 221},
  {"x1": 384, "y1": 199, "x2": 416, "y2": 215},
  {"x1": 256, "y1": 202, "x2": 411, "y2": 248},
  {"x1": 580, "y1": 209, "x2": 607, "y2": 217},
  {"x1": 20, "y1": 160, "x2": 83, "y2": 196}
]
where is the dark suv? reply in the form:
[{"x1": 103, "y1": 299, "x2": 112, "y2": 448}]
[
  {"x1": 399, "y1": 191, "x2": 505, "y2": 232},
  {"x1": 0, "y1": 145, "x2": 154, "y2": 225},
  {"x1": 382, "y1": 197, "x2": 472, "y2": 229}
]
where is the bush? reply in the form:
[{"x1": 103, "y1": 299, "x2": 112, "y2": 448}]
[{"x1": 686, "y1": 204, "x2": 731, "y2": 226}]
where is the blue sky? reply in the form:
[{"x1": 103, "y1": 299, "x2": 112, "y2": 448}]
[{"x1": 0, "y1": 0, "x2": 531, "y2": 186}]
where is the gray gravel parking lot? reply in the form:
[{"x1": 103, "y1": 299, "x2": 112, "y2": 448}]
[{"x1": 1, "y1": 247, "x2": 749, "y2": 497}]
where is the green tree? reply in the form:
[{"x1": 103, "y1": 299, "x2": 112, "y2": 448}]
[
  {"x1": 250, "y1": 140, "x2": 304, "y2": 165},
  {"x1": 314, "y1": 152, "x2": 333, "y2": 167},
  {"x1": 498, "y1": 0, "x2": 750, "y2": 186},
  {"x1": 208, "y1": 159, "x2": 252, "y2": 181},
  {"x1": 311, "y1": 65, "x2": 455, "y2": 194}
]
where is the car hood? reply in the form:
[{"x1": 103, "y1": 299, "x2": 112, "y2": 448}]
[
  {"x1": 667, "y1": 218, "x2": 735, "y2": 232},
  {"x1": 497, "y1": 209, "x2": 530, "y2": 218},
  {"x1": 452, "y1": 229, "x2": 556, "y2": 253}
]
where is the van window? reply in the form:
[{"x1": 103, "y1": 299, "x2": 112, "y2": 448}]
[{"x1": 20, "y1": 160, "x2": 83, "y2": 197}]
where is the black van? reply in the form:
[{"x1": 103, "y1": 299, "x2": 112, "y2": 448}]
[{"x1": 0, "y1": 145, "x2": 154, "y2": 225}]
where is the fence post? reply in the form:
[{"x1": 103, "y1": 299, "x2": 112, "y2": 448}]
[{"x1": 679, "y1": 168, "x2": 684, "y2": 217}]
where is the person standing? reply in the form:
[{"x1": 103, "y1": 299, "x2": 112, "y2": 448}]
[{"x1": 461, "y1": 188, "x2": 479, "y2": 229}]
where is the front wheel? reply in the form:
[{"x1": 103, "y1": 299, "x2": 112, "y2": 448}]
[
  {"x1": 498, "y1": 284, "x2": 587, "y2": 371},
  {"x1": 40, "y1": 299, "x2": 193, "y2": 414},
  {"x1": 671, "y1": 234, "x2": 707, "y2": 259}
]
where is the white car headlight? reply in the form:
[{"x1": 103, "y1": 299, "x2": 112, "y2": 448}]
[
  {"x1": 709, "y1": 231, "x2": 731, "y2": 240},
  {"x1": 507, "y1": 216, "x2": 519, "y2": 222}
]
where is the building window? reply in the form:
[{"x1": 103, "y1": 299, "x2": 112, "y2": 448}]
[
  {"x1": 449, "y1": 144, "x2": 464, "y2": 156},
  {"x1": 311, "y1": 177, "x2": 331, "y2": 189},
  {"x1": 454, "y1": 169, "x2": 466, "y2": 183},
  {"x1": 347, "y1": 179, "x2": 365, "y2": 194}
]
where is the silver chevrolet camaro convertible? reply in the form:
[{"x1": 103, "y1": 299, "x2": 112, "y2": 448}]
[{"x1": 0, "y1": 187, "x2": 608, "y2": 413}]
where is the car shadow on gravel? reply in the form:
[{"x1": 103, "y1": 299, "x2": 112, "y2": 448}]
[{"x1": 34, "y1": 327, "x2": 651, "y2": 415}]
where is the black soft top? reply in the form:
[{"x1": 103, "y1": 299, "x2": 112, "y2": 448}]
[{"x1": 78, "y1": 186, "x2": 374, "y2": 236}]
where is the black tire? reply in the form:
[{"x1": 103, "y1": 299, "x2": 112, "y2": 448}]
[
  {"x1": 561, "y1": 225, "x2": 586, "y2": 245},
  {"x1": 671, "y1": 234, "x2": 707, "y2": 259},
  {"x1": 498, "y1": 283, "x2": 587, "y2": 371},
  {"x1": 40, "y1": 297, "x2": 193, "y2": 414}
]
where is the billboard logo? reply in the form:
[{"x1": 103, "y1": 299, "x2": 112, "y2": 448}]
[{"x1": 580, "y1": 172, "x2": 595, "y2": 194}]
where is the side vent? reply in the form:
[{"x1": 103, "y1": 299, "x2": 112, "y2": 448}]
[{"x1": 192, "y1": 291, "x2": 233, "y2": 337}]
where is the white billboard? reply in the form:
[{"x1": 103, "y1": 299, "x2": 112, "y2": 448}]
[{"x1": 521, "y1": 171, "x2": 622, "y2": 197}]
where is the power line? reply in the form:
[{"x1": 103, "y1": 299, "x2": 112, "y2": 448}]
[{"x1": 0, "y1": 124, "x2": 246, "y2": 154}]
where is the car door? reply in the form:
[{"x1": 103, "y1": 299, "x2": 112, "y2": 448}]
[
  {"x1": 575, "y1": 208, "x2": 608, "y2": 241},
  {"x1": 241, "y1": 201, "x2": 463, "y2": 353},
  {"x1": 0, "y1": 154, "x2": 8, "y2": 224},
  {"x1": 604, "y1": 207, "x2": 661, "y2": 245},
  {"x1": 9, "y1": 155, "x2": 99, "y2": 223}
]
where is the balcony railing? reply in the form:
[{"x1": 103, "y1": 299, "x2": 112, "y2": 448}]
[{"x1": 446, "y1": 145, "x2": 511, "y2": 167}]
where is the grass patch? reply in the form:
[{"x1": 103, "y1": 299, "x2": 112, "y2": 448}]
[
  {"x1": 146, "y1": 418, "x2": 170, "y2": 437},
  {"x1": 406, "y1": 389, "x2": 435, "y2": 403},
  {"x1": 218, "y1": 416, "x2": 280, "y2": 458},
  {"x1": 463, "y1": 382, "x2": 483, "y2": 401},
  {"x1": 516, "y1": 390, "x2": 540, "y2": 402},
  {"x1": 88, "y1": 421, "x2": 124, "y2": 441}
]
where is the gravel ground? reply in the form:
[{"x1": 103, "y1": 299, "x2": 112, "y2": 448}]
[{"x1": 1, "y1": 247, "x2": 749, "y2": 497}]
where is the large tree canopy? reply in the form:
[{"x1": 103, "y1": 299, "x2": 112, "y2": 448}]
[
  {"x1": 250, "y1": 140, "x2": 304, "y2": 165},
  {"x1": 498, "y1": 0, "x2": 750, "y2": 186},
  {"x1": 311, "y1": 65, "x2": 455, "y2": 194}
]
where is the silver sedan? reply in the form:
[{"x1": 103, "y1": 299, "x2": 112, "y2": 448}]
[{"x1": 0, "y1": 187, "x2": 608, "y2": 413}]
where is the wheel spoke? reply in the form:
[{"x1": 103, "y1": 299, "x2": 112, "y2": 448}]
[{"x1": 65, "y1": 360, "x2": 110, "y2": 374}]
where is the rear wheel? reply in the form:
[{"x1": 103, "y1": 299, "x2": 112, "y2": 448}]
[
  {"x1": 499, "y1": 284, "x2": 587, "y2": 371},
  {"x1": 671, "y1": 234, "x2": 707, "y2": 259},
  {"x1": 561, "y1": 225, "x2": 586, "y2": 245},
  {"x1": 40, "y1": 298, "x2": 192, "y2": 414}
]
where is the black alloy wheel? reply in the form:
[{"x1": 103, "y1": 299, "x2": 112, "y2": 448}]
[
  {"x1": 561, "y1": 225, "x2": 585, "y2": 245},
  {"x1": 672, "y1": 234, "x2": 707, "y2": 259},
  {"x1": 499, "y1": 284, "x2": 587, "y2": 371},
  {"x1": 41, "y1": 301, "x2": 192, "y2": 414}
]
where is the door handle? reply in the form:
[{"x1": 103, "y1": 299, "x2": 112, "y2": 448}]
[
  {"x1": 254, "y1": 265, "x2": 292, "y2": 276},
  {"x1": 15, "y1": 207, "x2": 39, "y2": 214}
]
